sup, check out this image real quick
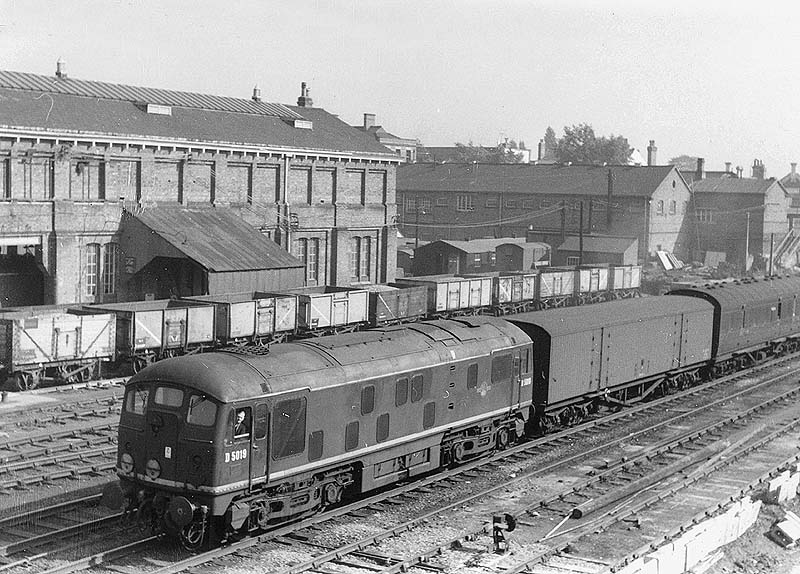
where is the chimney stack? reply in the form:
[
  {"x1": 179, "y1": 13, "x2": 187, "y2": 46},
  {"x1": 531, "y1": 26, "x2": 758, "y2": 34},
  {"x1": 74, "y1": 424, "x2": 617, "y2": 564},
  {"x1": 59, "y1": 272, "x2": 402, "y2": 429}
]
[
  {"x1": 538, "y1": 139, "x2": 545, "y2": 161},
  {"x1": 55, "y1": 58, "x2": 67, "y2": 79},
  {"x1": 646, "y1": 140, "x2": 657, "y2": 166},
  {"x1": 297, "y1": 82, "x2": 313, "y2": 107},
  {"x1": 363, "y1": 113, "x2": 376, "y2": 129},
  {"x1": 725, "y1": 162, "x2": 732, "y2": 173},
  {"x1": 736, "y1": 166, "x2": 743, "y2": 178},
  {"x1": 792, "y1": 162, "x2": 797, "y2": 176},
  {"x1": 252, "y1": 85, "x2": 261, "y2": 102},
  {"x1": 696, "y1": 157, "x2": 705, "y2": 180},
  {"x1": 751, "y1": 159, "x2": 765, "y2": 180}
]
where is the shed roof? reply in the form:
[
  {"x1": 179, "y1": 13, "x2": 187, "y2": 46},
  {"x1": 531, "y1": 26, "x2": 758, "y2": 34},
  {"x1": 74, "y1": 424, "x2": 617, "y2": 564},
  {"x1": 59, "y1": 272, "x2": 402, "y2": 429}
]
[
  {"x1": 497, "y1": 241, "x2": 550, "y2": 252},
  {"x1": 133, "y1": 206, "x2": 303, "y2": 272},
  {"x1": 424, "y1": 237, "x2": 527, "y2": 254},
  {"x1": 691, "y1": 177, "x2": 782, "y2": 195},
  {"x1": 0, "y1": 70, "x2": 396, "y2": 158},
  {"x1": 398, "y1": 163, "x2": 678, "y2": 198},
  {"x1": 557, "y1": 235, "x2": 636, "y2": 254}
]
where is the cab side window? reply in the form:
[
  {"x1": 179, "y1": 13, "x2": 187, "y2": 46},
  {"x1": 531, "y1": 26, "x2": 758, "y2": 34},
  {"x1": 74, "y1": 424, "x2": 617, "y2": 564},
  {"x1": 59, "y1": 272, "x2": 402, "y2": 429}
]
[
  {"x1": 233, "y1": 407, "x2": 251, "y2": 439},
  {"x1": 124, "y1": 386, "x2": 149, "y2": 415},
  {"x1": 272, "y1": 398, "x2": 307, "y2": 459}
]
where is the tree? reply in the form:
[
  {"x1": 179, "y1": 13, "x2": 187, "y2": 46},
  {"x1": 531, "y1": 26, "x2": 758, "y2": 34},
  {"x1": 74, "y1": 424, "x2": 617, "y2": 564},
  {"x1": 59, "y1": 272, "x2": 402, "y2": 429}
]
[
  {"x1": 454, "y1": 141, "x2": 523, "y2": 164},
  {"x1": 554, "y1": 123, "x2": 631, "y2": 165},
  {"x1": 668, "y1": 155, "x2": 698, "y2": 171},
  {"x1": 543, "y1": 126, "x2": 557, "y2": 160}
]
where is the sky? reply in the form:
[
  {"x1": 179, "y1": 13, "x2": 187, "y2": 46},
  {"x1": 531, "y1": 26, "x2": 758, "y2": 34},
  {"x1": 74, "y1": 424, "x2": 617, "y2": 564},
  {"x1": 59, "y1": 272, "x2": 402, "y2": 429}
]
[{"x1": 1, "y1": 0, "x2": 799, "y2": 178}]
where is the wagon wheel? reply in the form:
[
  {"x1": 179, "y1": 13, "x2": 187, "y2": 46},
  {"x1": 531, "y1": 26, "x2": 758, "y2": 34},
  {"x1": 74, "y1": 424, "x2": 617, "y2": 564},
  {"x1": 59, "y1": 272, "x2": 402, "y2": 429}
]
[
  {"x1": 132, "y1": 356, "x2": 150, "y2": 374},
  {"x1": 14, "y1": 372, "x2": 37, "y2": 391},
  {"x1": 77, "y1": 362, "x2": 96, "y2": 383}
]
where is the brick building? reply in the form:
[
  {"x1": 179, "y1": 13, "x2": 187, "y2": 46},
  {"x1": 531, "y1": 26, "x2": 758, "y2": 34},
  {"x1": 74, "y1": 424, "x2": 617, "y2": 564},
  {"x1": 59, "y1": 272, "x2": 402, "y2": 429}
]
[
  {"x1": 690, "y1": 173, "x2": 789, "y2": 271},
  {"x1": 0, "y1": 67, "x2": 399, "y2": 306},
  {"x1": 356, "y1": 114, "x2": 417, "y2": 163},
  {"x1": 397, "y1": 160, "x2": 692, "y2": 263}
]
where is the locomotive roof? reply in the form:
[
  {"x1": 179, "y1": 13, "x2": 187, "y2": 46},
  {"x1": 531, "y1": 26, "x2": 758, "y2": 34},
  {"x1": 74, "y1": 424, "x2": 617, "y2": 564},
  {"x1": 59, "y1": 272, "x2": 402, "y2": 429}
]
[
  {"x1": 669, "y1": 276, "x2": 800, "y2": 308},
  {"x1": 507, "y1": 295, "x2": 712, "y2": 336},
  {"x1": 128, "y1": 317, "x2": 527, "y2": 403}
]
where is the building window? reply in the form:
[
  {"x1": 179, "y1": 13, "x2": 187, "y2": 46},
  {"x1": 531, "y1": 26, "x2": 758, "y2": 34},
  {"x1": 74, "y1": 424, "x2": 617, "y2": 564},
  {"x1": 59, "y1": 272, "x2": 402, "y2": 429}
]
[
  {"x1": 505, "y1": 199, "x2": 516, "y2": 208},
  {"x1": 669, "y1": 200, "x2": 677, "y2": 215},
  {"x1": 522, "y1": 199, "x2": 536, "y2": 209},
  {"x1": 472, "y1": 254, "x2": 482, "y2": 267},
  {"x1": 566, "y1": 256, "x2": 580, "y2": 265},
  {"x1": 418, "y1": 198, "x2": 431, "y2": 211},
  {"x1": 436, "y1": 197, "x2": 448, "y2": 207},
  {"x1": 405, "y1": 150, "x2": 413, "y2": 162},
  {"x1": 656, "y1": 200, "x2": 664, "y2": 216},
  {"x1": 696, "y1": 209, "x2": 713, "y2": 223},
  {"x1": 350, "y1": 237, "x2": 360, "y2": 281},
  {"x1": 456, "y1": 194, "x2": 474, "y2": 212},
  {"x1": 405, "y1": 197, "x2": 417, "y2": 212},
  {"x1": 360, "y1": 237, "x2": 371, "y2": 281},
  {"x1": 540, "y1": 199, "x2": 552, "y2": 208},
  {"x1": 102, "y1": 242, "x2": 118, "y2": 295},
  {"x1": 350, "y1": 236, "x2": 372, "y2": 282},
  {"x1": 486, "y1": 198, "x2": 498, "y2": 208},
  {"x1": 294, "y1": 238, "x2": 320, "y2": 286},
  {"x1": 86, "y1": 243, "x2": 100, "y2": 296}
]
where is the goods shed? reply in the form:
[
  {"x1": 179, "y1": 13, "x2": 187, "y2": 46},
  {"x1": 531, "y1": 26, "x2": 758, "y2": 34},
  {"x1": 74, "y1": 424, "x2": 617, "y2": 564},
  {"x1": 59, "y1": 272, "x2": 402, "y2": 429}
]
[
  {"x1": 496, "y1": 242, "x2": 550, "y2": 271},
  {"x1": 412, "y1": 238, "x2": 526, "y2": 276},
  {"x1": 554, "y1": 235, "x2": 638, "y2": 266},
  {"x1": 119, "y1": 206, "x2": 305, "y2": 300}
]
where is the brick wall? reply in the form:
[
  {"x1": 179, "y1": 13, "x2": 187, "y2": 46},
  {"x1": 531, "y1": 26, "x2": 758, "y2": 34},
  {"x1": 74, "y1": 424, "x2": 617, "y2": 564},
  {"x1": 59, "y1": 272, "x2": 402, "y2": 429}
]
[{"x1": 0, "y1": 138, "x2": 397, "y2": 302}]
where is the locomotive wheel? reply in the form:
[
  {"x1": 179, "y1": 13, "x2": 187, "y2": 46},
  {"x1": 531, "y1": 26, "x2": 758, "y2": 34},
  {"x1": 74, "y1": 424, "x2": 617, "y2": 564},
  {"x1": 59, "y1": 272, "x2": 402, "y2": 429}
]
[
  {"x1": 323, "y1": 482, "x2": 342, "y2": 506},
  {"x1": 496, "y1": 427, "x2": 510, "y2": 450},
  {"x1": 451, "y1": 442, "x2": 465, "y2": 464},
  {"x1": 181, "y1": 520, "x2": 206, "y2": 551}
]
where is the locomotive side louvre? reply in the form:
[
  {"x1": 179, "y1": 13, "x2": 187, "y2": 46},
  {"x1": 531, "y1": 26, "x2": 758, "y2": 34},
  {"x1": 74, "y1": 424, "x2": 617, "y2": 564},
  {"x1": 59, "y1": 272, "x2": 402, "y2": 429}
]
[{"x1": 507, "y1": 296, "x2": 714, "y2": 417}]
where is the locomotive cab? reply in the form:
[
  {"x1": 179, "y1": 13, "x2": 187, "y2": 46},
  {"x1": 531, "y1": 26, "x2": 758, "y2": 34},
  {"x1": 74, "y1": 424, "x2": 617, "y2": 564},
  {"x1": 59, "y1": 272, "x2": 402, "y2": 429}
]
[{"x1": 106, "y1": 373, "x2": 269, "y2": 547}]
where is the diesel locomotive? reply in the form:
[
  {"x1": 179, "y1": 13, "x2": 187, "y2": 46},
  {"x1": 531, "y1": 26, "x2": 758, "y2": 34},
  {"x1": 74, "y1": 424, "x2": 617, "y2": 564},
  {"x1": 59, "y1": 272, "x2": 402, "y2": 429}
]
[{"x1": 103, "y1": 276, "x2": 800, "y2": 548}]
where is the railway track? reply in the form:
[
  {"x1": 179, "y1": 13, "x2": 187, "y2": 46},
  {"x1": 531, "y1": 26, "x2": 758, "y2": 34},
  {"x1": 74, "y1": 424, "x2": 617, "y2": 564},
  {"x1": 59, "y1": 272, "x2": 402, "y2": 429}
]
[{"x1": 20, "y1": 355, "x2": 800, "y2": 574}]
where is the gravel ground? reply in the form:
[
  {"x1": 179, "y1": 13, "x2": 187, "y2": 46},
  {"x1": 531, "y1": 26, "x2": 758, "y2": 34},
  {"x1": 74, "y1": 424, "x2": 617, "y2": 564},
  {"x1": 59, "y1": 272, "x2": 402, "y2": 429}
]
[{"x1": 709, "y1": 497, "x2": 800, "y2": 574}]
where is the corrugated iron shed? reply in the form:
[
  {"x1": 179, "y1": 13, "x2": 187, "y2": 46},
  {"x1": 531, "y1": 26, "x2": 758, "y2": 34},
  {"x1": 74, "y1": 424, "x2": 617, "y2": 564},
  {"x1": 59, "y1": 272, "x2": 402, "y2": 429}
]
[{"x1": 132, "y1": 207, "x2": 303, "y2": 272}]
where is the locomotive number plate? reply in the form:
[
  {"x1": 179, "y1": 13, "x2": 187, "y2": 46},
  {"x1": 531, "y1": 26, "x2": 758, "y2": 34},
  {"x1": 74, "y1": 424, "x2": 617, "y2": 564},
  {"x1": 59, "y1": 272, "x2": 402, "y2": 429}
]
[{"x1": 225, "y1": 449, "x2": 248, "y2": 463}]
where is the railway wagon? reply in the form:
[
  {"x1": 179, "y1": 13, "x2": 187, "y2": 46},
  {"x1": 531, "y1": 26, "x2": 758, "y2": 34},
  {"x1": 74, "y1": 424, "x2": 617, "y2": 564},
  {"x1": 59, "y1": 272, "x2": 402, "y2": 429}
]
[
  {"x1": 670, "y1": 275, "x2": 800, "y2": 373},
  {"x1": 396, "y1": 275, "x2": 493, "y2": 317},
  {"x1": 92, "y1": 299, "x2": 215, "y2": 372},
  {"x1": 536, "y1": 267, "x2": 577, "y2": 308},
  {"x1": 365, "y1": 283, "x2": 428, "y2": 325},
  {"x1": 609, "y1": 264, "x2": 641, "y2": 298},
  {"x1": 462, "y1": 271, "x2": 538, "y2": 315},
  {"x1": 106, "y1": 318, "x2": 532, "y2": 548},
  {"x1": 575, "y1": 266, "x2": 610, "y2": 304},
  {"x1": 273, "y1": 286, "x2": 369, "y2": 335},
  {"x1": 0, "y1": 306, "x2": 116, "y2": 390},
  {"x1": 506, "y1": 296, "x2": 714, "y2": 428},
  {"x1": 182, "y1": 292, "x2": 298, "y2": 345}
]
